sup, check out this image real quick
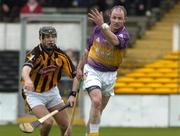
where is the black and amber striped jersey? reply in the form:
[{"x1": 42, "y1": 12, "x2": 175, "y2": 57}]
[{"x1": 22, "y1": 44, "x2": 76, "y2": 93}]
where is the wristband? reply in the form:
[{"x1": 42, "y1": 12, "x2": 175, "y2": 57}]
[
  {"x1": 101, "y1": 23, "x2": 110, "y2": 30},
  {"x1": 68, "y1": 91, "x2": 77, "y2": 97}
]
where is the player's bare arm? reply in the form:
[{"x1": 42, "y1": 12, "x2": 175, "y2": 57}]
[
  {"x1": 76, "y1": 51, "x2": 88, "y2": 79},
  {"x1": 88, "y1": 9, "x2": 119, "y2": 46},
  {"x1": 22, "y1": 65, "x2": 34, "y2": 91},
  {"x1": 68, "y1": 77, "x2": 79, "y2": 106}
]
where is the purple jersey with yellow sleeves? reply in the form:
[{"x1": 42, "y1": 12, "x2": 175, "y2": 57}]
[{"x1": 86, "y1": 25, "x2": 129, "y2": 72}]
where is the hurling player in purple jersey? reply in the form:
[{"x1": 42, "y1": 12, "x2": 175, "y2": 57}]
[{"x1": 75, "y1": 5, "x2": 130, "y2": 136}]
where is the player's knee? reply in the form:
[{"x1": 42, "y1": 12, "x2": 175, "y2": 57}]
[
  {"x1": 43, "y1": 119, "x2": 53, "y2": 128},
  {"x1": 92, "y1": 97, "x2": 102, "y2": 109}
]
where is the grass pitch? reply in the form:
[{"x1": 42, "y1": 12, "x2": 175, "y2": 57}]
[{"x1": 0, "y1": 124, "x2": 180, "y2": 136}]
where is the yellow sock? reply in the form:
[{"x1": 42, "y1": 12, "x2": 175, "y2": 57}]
[{"x1": 89, "y1": 132, "x2": 99, "y2": 136}]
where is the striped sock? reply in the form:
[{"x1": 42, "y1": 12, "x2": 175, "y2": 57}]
[{"x1": 89, "y1": 123, "x2": 99, "y2": 136}]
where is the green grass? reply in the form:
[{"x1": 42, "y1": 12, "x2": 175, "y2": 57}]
[{"x1": 0, "y1": 124, "x2": 180, "y2": 136}]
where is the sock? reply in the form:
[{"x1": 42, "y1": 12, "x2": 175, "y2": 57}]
[
  {"x1": 89, "y1": 123, "x2": 99, "y2": 133},
  {"x1": 89, "y1": 133, "x2": 99, "y2": 136}
]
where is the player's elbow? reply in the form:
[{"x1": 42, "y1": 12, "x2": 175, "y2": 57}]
[
  {"x1": 22, "y1": 66, "x2": 32, "y2": 78},
  {"x1": 22, "y1": 65, "x2": 32, "y2": 73}
]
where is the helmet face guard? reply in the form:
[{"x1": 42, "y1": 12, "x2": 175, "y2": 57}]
[
  {"x1": 39, "y1": 26, "x2": 57, "y2": 39},
  {"x1": 39, "y1": 26, "x2": 57, "y2": 51}
]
